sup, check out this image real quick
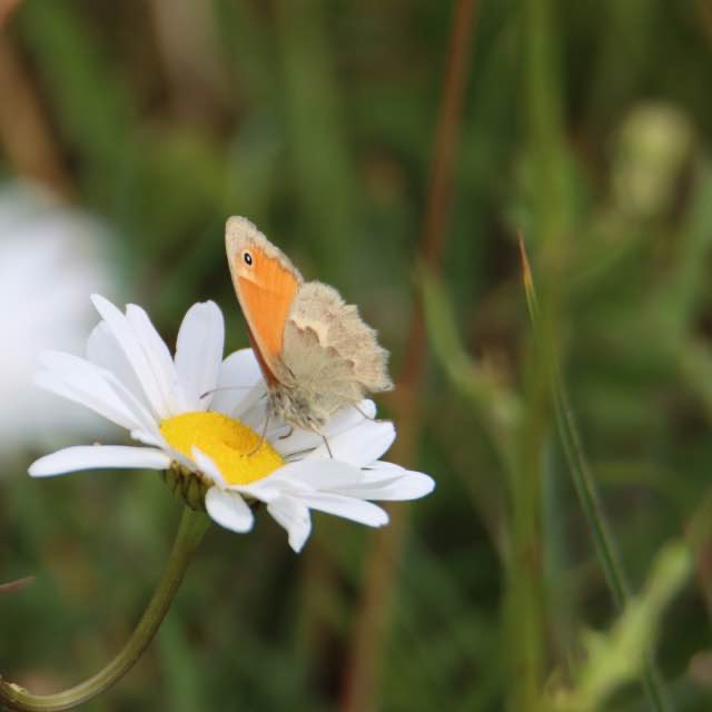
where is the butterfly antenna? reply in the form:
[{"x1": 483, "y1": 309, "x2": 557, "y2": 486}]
[
  {"x1": 247, "y1": 412, "x2": 271, "y2": 456},
  {"x1": 199, "y1": 384, "x2": 254, "y2": 399}
]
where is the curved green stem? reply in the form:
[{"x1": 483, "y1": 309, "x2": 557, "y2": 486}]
[{"x1": 0, "y1": 507, "x2": 210, "y2": 712}]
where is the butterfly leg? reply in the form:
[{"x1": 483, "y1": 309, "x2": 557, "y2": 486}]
[
  {"x1": 353, "y1": 403, "x2": 376, "y2": 421},
  {"x1": 321, "y1": 434, "x2": 334, "y2": 459},
  {"x1": 248, "y1": 412, "x2": 271, "y2": 456}
]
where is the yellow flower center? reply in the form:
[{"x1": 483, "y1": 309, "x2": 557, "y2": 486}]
[{"x1": 160, "y1": 412, "x2": 284, "y2": 486}]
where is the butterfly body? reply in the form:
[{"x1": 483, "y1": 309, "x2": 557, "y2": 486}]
[{"x1": 226, "y1": 217, "x2": 392, "y2": 431}]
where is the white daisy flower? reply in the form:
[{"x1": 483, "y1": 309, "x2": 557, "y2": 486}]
[{"x1": 28, "y1": 296, "x2": 434, "y2": 552}]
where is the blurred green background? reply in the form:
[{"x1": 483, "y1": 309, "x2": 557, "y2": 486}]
[{"x1": 1, "y1": 0, "x2": 711, "y2": 710}]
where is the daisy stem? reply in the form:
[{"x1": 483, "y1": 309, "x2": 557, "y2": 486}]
[{"x1": 0, "y1": 506, "x2": 210, "y2": 712}]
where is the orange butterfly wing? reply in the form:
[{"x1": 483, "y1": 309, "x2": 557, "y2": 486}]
[
  {"x1": 226, "y1": 217, "x2": 301, "y2": 385},
  {"x1": 235, "y1": 261, "x2": 299, "y2": 383}
]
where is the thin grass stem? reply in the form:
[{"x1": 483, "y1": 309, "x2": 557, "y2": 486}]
[{"x1": 518, "y1": 236, "x2": 670, "y2": 712}]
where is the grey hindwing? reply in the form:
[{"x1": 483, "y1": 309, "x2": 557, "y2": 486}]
[{"x1": 280, "y1": 281, "x2": 393, "y2": 409}]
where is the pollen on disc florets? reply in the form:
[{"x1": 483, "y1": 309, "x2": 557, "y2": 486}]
[{"x1": 158, "y1": 412, "x2": 285, "y2": 509}]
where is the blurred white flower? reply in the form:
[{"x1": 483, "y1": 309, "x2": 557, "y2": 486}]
[{"x1": 0, "y1": 182, "x2": 118, "y2": 456}]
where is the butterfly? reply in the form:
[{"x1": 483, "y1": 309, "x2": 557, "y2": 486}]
[{"x1": 225, "y1": 216, "x2": 393, "y2": 435}]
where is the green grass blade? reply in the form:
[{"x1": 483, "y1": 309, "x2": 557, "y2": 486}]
[{"x1": 518, "y1": 235, "x2": 670, "y2": 712}]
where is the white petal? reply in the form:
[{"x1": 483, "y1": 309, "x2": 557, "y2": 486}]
[
  {"x1": 125, "y1": 304, "x2": 185, "y2": 413},
  {"x1": 238, "y1": 392, "x2": 272, "y2": 432},
  {"x1": 297, "y1": 491, "x2": 389, "y2": 527},
  {"x1": 191, "y1": 447, "x2": 226, "y2": 486},
  {"x1": 130, "y1": 429, "x2": 166, "y2": 448},
  {"x1": 323, "y1": 399, "x2": 377, "y2": 433},
  {"x1": 39, "y1": 350, "x2": 159, "y2": 435},
  {"x1": 272, "y1": 430, "x2": 322, "y2": 458},
  {"x1": 174, "y1": 302, "x2": 224, "y2": 411},
  {"x1": 205, "y1": 487, "x2": 254, "y2": 533},
  {"x1": 240, "y1": 459, "x2": 363, "y2": 500},
  {"x1": 91, "y1": 295, "x2": 174, "y2": 419},
  {"x1": 160, "y1": 442, "x2": 196, "y2": 474},
  {"x1": 306, "y1": 420, "x2": 395, "y2": 467},
  {"x1": 336, "y1": 463, "x2": 436, "y2": 501},
  {"x1": 28, "y1": 445, "x2": 170, "y2": 477},
  {"x1": 275, "y1": 400, "x2": 377, "y2": 457},
  {"x1": 87, "y1": 321, "x2": 145, "y2": 405},
  {"x1": 266, "y1": 496, "x2": 312, "y2": 552},
  {"x1": 210, "y1": 348, "x2": 264, "y2": 416},
  {"x1": 37, "y1": 352, "x2": 154, "y2": 434},
  {"x1": 34, "y1": 368, "x2": 125, "y2": 431}
]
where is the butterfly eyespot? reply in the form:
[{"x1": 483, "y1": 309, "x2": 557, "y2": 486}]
[{"x1": 243, "y1": 251, "x2": 253, "y2": 266}]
